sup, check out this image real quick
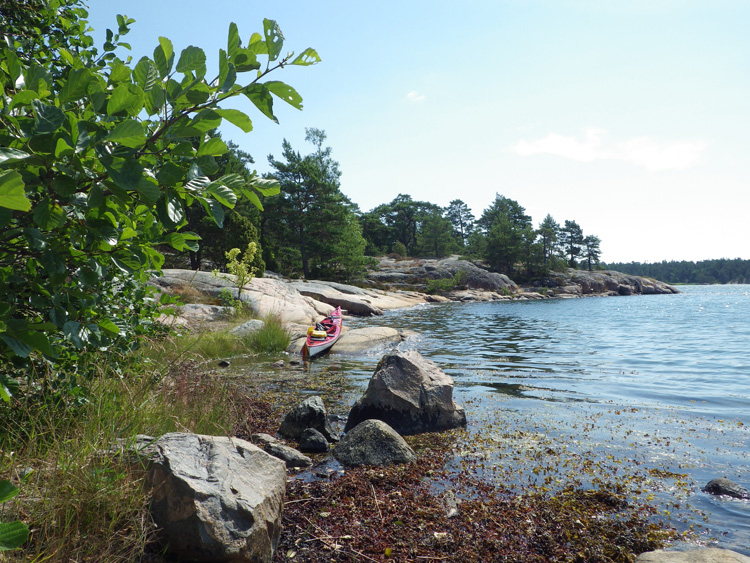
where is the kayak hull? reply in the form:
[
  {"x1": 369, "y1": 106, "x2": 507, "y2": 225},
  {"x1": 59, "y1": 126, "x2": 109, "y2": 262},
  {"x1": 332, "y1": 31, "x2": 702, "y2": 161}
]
[{"x1": 302, "y1": 306, "x2": 343, "y2": 360}]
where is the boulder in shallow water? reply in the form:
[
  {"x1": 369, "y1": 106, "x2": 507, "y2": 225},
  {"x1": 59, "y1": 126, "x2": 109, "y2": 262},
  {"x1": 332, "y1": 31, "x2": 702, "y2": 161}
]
[
  {"x1": 703, "y1": 477, "x2": 750, "y2": 500},
  {"x1": 345, "y1": 351, "x2": 466, "y2": 436},
  {"x1": 334, "y1": 419, "x2": 416, "y2": 467},
  {"x1": 278, "y1": 396, "x2": 340, "y2": 442}
]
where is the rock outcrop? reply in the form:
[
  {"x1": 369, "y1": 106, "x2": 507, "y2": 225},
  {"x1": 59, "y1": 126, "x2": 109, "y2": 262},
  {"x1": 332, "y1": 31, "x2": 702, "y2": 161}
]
[
  {"x1": 137, "y1": 433, "x2": 286, "y2": 563},
  {"x1": 367, "y1": 255, "x2": 518, "y2": 293},
  {"x1": 345, "y1": 351, "x2": 467, "y2": 436},
  {"x1": 333, "y1": 419, "x2": 416, "y2": 467},
  {"x1": 536, "y1": 269, "x2": 679, "y2": 297}
]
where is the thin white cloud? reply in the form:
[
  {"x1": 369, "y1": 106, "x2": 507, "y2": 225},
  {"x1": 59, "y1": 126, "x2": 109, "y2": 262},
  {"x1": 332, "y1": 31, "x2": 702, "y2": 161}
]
[
  {"x1": 512, "y1": 128, "x2": 706, "y2": 171},
  {"x1": 406, "y1": 90, "x2": 426, "y2": 102}
]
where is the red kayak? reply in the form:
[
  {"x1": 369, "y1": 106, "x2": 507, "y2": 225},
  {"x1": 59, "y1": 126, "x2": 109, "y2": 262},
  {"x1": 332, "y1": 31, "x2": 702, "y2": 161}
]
[{"x1": 302, "y1": 307, "x2": 343, "y2": 360}]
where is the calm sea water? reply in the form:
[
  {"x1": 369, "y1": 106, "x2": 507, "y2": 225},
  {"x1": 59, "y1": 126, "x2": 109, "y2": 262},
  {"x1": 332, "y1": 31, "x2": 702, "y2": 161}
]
[{"x1": 334, "y1": 285, "x2": 750, "y2": 554}]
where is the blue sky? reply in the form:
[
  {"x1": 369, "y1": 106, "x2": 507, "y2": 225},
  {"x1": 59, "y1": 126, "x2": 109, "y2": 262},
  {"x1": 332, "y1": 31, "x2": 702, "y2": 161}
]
[{"x1": 86, "y1": 1, "x2": 750, "y2": 263}]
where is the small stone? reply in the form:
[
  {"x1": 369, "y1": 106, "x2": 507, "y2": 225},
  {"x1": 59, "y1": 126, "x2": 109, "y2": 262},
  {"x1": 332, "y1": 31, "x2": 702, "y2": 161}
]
[
  {"x1": 272, "y1": 360, "x2": 284, "y2": 368},
  {"x1": 218, "y1": 360, "x2": 230, "y2": 367}
]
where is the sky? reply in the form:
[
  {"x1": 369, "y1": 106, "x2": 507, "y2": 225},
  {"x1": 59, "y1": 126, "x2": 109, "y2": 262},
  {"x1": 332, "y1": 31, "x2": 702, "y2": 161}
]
[{"x1": 85, "y1": 1, "x2": 750, "y2": 264}]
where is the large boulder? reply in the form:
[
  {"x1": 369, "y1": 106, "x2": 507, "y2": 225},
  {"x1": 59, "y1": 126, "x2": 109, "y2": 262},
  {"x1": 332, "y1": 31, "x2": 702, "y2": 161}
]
[
  {"x1": 278, "y1": 396, "x2": 340, "y2": 442},
  {"x1": 334, "y1": 419, "x2": 416, "y2": 467},
  {"x1": 139, "y1": 433, "x2": 286, "y2": 563},
  {"x1": 345, "y1": 351, "x2": 467, "y2": 435},
  {"x1": 635, "y1": 548, "x2": 750, "y2": 562}
]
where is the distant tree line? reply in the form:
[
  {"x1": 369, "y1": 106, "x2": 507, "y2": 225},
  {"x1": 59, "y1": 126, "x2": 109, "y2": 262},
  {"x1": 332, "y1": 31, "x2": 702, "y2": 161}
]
[
  {"x1": 603, "y1": 259, "x2": 750, "y2": 285},
  {"x1": 189, "y1": 131, "x2": 603, "y2": 282}
]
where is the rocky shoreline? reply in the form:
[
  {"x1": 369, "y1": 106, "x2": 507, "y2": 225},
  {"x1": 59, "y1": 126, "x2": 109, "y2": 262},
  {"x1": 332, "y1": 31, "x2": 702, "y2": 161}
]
[
  {"x1": 142, "y1": 265, "x2": 750, "y2": 563},
  {"x1": 154, "y1": 257, "x2": 678, "y2": 356}
]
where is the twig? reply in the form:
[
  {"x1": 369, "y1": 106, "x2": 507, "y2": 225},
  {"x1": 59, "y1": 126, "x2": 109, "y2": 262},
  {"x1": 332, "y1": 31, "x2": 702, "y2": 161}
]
[
  {"x1": 371, "y1": 482, "x2": 383, "y2": 521},
  {"x1": 284, "y1": 496, "x2": 325, "y2": 505}
]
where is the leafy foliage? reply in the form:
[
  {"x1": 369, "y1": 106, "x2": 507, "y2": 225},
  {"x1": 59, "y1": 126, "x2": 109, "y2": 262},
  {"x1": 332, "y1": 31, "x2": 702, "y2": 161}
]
[
  {"x1": 0, "y1": 1, "x2": 316, "y2": 394},
  {"x1": 0, "y1": 480, "x2": 29, "y2": 551}
]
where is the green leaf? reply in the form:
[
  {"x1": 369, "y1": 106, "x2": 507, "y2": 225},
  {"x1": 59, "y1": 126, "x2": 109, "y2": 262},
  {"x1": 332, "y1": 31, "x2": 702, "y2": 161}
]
[
  {"x1": 107, "y1": 83, "x2": 144, "y2": 116},
  {"x1": 97, "y1": 318, "x2": 121, "y2": 335},
  {"x1": 264, "y1": 81, "x2": 303, "y2": 110},
  {"x1": 263, "y1": 19, "x2": 284, "y2": 62},
  {"x1": 250, "y1": 177, "x2": 281, "y2": 196},
  {"x1": 227, "y1": 22, "x2": 241, "y2": 57},
  {"x1": 184, "y1": 82, "x2": 211, "y2": 104},
  {"x1": 202, "y1": 198, "x2": 225, "y2": 227},
  {"x1": 156, "y1": 162, "x2": 185, "y2": 187},
  {"x1": 0, "y1": 521, "x2": 30, "y2": 551},
  {"x1": 0, "y1": 480, "x2": 19, "y2": 503},
  {"x1": 136, "y1": 177, "x2": 160, "y2": 205},
  {"x1": 108, "y1": 62, "x2": 131, "y2": 83},
  {"x1": 215, "y1": 108, "x2": 252, "y2": 132},
  {"x1": 163, "y1": 232, "x2": 186, "y2": 251},
  {"x1": 0, "y1": 148, "x2": 32, "y2": 166},
  {"x1": 54, "y1": 138, "x2": 74, "y2": 158},
  {"x1": 176, "y1": 46, "x2": 206, "y2": 78},
  {"x1": 217, "y1": 51, "x2": 236, "y2": 93},
  {"x1": 242, "y1": 84, "x2": 277, "y2": 123},
  {"x1": 13, "y1": 330, "x2": 57, "y2": 358},
  {"x1": 0, "y1": 335, "x2": 31, "y2": 358},
  {"x1": 106, "y1": 158, "x2": 143, "y2": 191},
  {"x1": 154, "y1": 37, "x2": 174, "y2": 77},
  {"x1": 291, "y1": 48, "x2": 321, "y2": 66},
  {"x1": 243, "y1": 189, "x2": 264, "y2": 211},
  {"x1": 63, "y1": 321, "x2": 88, "y2": 349},
  {"x1": 33, "y1": 198, "x2": 66, "y2": 230},
  {"x1": 32, "y1": 99, "x2": 65, "y2": 135},
  {"x1": 106, "y1": 119, "x2": 145, "y2": 148},
  {"x1": 9, "y1": 90, "x2": 38, "y2": 111},
  {"x1": 59, "y1": 67, "x2": 95, "y2": 103},
  {"x1": 144, "y1": 86, "x2": 166, "y2": 116},
  {"x1": 206, "y1": 182, "x2": 237, "y2": 208},
  {"x1": 0, "y1": 171, "x2": 30, "y2": 211},
  {"x1": 166, "y1": 194, "x2": 185, "y2": 224},
  {"x1": 187, "y1": 108, "x2": 222, "y2": 132},
  {"x1": 218, "y1": 173, "x2": 245, "y2": 190},
  {"x1": 133, "y1": 57, "x2": 159, "y2": 92},
  {"x1": 197, "y1": 137, "x2": 228, "y2": 157}
]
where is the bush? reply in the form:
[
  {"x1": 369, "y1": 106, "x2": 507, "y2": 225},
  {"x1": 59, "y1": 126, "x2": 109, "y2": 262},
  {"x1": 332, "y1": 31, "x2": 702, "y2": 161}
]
[{"x1": 245, "y1": 314, "x2": 290, "y2": 354}]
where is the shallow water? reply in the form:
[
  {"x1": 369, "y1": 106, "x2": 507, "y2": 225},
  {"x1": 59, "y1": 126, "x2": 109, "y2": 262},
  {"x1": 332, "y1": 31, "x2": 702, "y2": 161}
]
[{"x1": 286, "y1": 285, "x2": 750, "y2": 554}]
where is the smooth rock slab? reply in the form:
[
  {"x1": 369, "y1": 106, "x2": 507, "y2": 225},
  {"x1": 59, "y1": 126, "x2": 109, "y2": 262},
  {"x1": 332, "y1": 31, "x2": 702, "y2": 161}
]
[
  {"x1": 140, "y1": 433, "x2": 286, "y2": 563},
  {"x1": 334, "y1": 419, "x2": 416, "y2": 467},
  {"x1": 636, "y1": 548, "x2": 750, "y2": 563},
  {"x1": 345, "y1": 351, "x2": 467, "y2": 436}
]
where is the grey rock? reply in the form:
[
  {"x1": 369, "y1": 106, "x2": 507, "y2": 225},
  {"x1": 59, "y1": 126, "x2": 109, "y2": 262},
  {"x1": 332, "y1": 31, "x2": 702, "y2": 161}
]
[
  {"x1": 139, "y1": 433, "x2": 286, "y2": 563},
  {"x1": 345, "y1": 351, "x2": 467, "y2": 436},
  {"x1": 703, "y1": 477, "x2": 750, "y2": 500},
  {"x1": 263, "y1": 442, "x2": 312, "y2": 468},
  {"x1": 250, "y1": 433, "x2": 277, "y2": 448},
  {"x1": 289, "y1": 280, "x2": 383, "y2": 316},
  {"x1": 230, "y1": 319, "x2": 265, "y2": 337},
  {"x1": 635, "y1": 548, "x2": 750, "y2": 563},
  {"x1": 278, "y1": 396, "x2": 341, "y2": 442},
  {"x1": 333, "y1": 419, "x2": 416, "y2": 467},
  {"x1": 299, "y1": 428, "x2": 330, "y2": 453}
]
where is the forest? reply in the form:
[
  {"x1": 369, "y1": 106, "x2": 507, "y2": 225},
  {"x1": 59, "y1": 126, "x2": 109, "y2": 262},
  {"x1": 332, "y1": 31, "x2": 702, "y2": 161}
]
[
  {"x1": 603, "y1": 258, "x2": 750, "y2": 285},
  {"x1": 190, "y1": 131, "x2": 604, "y2": 284}
]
